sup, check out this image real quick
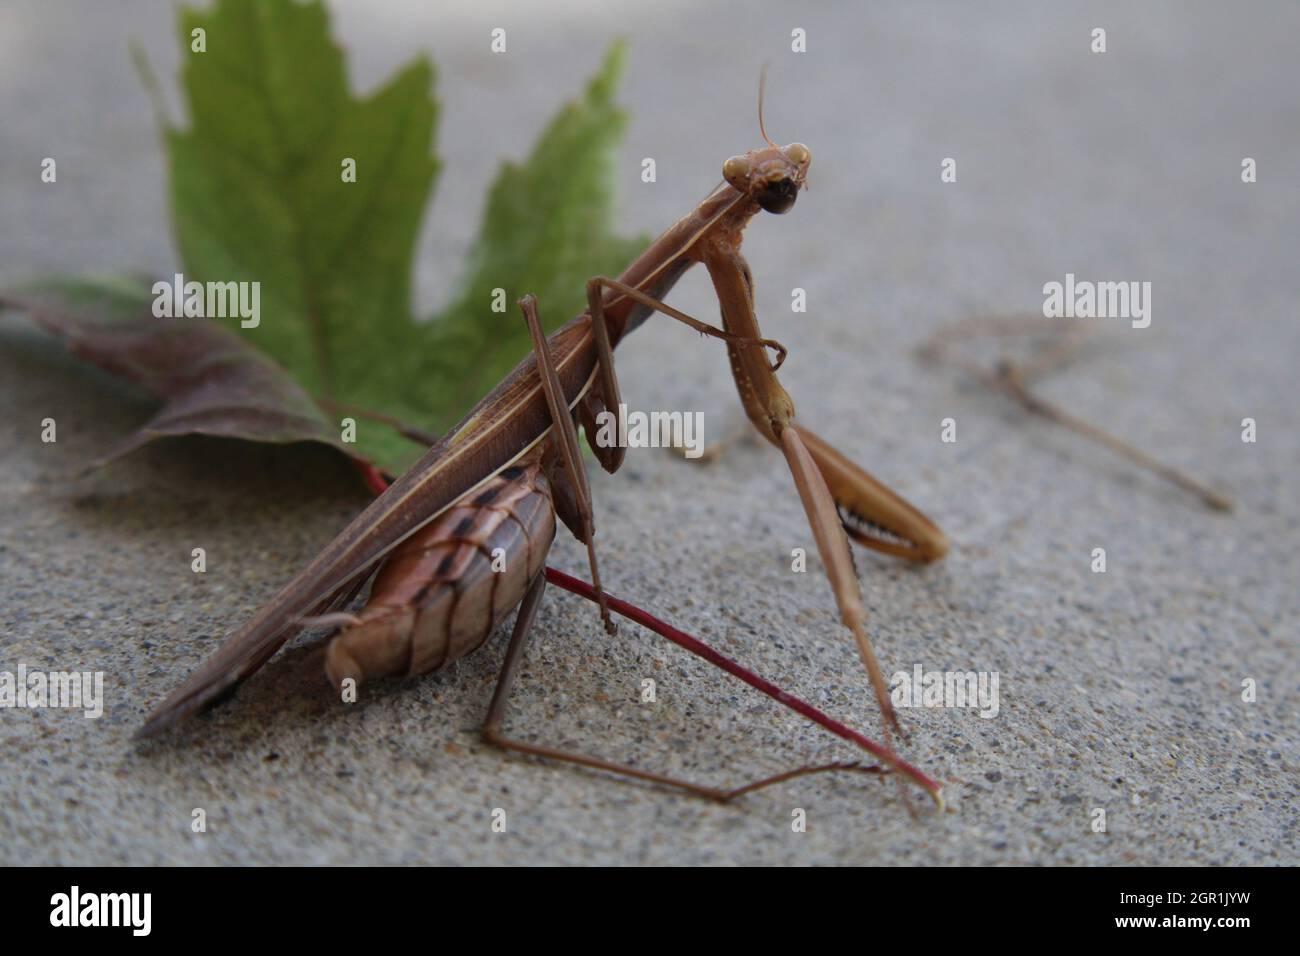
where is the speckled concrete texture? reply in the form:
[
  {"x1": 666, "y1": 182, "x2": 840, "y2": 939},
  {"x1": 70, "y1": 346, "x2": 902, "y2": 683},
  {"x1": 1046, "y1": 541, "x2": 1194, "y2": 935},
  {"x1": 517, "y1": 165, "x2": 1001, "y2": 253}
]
[{"x1": 1, "y1": 1, "x2": 1296, "y2": 865}]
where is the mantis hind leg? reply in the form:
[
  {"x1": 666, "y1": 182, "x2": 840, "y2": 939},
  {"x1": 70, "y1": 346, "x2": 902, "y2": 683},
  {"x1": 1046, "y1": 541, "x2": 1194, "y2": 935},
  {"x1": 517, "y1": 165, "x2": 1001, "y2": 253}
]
[{"x1": 481, "y1": 573, "x2": 886, "y2": 802}]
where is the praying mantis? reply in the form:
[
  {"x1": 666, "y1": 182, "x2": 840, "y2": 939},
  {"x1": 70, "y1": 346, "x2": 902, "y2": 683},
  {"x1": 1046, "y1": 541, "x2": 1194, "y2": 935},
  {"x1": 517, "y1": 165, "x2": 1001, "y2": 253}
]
[{"x1": 138, "y1": 99, "x2": 950, "y2": 807}]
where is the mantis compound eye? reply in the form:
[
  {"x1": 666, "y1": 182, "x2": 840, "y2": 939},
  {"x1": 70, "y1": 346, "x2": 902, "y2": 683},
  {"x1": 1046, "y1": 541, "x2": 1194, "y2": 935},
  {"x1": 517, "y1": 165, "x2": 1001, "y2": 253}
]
[
  {"x1": 785, "y1": 142, "x2": 811, "y2": 167},
  {"x1": 723, "y1": 155, "x2": 751, "y2": 190}
]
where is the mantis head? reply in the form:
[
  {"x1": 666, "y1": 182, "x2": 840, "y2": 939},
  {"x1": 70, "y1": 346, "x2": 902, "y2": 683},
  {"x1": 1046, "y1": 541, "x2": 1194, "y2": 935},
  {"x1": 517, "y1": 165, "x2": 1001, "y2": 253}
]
[
  {"x1": 722, "y1": 67, "x2": 810, "y2": 213},
  {"x1": 722, "y1": 142, "x2": 811, "y2": 214}
]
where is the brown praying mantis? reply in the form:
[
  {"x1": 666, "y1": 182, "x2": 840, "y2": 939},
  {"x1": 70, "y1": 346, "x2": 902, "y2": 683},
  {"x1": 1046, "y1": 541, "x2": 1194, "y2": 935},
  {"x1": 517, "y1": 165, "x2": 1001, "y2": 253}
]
[{"x1": 138, "y1": 102, "x2": 950, "y2": 807}]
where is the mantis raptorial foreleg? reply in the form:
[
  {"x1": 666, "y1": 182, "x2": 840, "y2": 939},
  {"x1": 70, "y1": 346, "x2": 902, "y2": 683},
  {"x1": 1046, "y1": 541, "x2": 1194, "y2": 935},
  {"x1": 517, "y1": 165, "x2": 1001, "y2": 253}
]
[
  {"x1": 793, "y1": 425, "x2": 948, "y2": 562},
  {"x1": 699, "y1": 242, "x2": 910, "y2": 736}
]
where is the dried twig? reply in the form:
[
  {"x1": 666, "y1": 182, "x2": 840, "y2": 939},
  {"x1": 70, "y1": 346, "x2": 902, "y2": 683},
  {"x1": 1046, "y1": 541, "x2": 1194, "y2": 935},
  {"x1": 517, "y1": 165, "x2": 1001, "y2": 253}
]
[{"x1": 918, "y1": 316, "x2": 1231, "y2": 512}]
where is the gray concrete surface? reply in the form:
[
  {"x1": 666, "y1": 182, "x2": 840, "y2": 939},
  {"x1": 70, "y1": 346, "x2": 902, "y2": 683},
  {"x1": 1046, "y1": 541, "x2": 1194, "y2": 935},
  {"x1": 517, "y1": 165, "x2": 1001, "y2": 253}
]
[{"x1": 1, "y1": 0, "x2": 1296, "y2": 865}]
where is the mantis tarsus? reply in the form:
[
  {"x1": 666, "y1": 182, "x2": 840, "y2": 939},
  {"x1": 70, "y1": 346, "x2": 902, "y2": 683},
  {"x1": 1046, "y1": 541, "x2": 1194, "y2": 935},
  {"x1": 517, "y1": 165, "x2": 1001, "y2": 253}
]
[{"x1": 139, "y1": 101, "x2": 950, "y2": 807}]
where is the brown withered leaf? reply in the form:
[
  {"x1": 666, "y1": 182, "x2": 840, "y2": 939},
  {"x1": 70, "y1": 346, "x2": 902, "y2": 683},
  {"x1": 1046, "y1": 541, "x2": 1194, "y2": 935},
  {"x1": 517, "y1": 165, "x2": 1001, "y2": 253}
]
[{"x1": 0, "y1": 276, "x2": 348, "y2": 468}]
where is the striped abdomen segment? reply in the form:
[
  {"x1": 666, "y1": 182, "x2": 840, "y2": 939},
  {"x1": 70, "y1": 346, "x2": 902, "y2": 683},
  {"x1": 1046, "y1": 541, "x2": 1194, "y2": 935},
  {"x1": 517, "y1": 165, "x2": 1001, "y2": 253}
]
[{"x1": 325, "y1": 456, "x2": 555, "y2": 688}]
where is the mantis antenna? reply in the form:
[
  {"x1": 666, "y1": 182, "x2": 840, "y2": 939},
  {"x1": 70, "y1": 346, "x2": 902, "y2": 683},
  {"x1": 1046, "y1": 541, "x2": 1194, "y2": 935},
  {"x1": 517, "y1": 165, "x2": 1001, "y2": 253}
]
[{"x1": 758, "y1": 63, "x2": 776, "y2": 147}]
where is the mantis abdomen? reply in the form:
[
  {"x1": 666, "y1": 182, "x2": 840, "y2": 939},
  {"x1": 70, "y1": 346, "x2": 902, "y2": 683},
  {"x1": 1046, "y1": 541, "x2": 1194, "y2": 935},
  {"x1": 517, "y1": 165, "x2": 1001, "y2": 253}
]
[{"x1": 324, "y1": 451, "x2": 555, "y2": 689}]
